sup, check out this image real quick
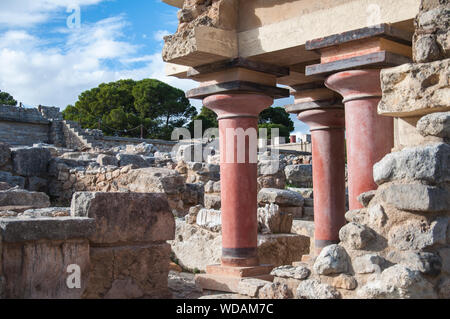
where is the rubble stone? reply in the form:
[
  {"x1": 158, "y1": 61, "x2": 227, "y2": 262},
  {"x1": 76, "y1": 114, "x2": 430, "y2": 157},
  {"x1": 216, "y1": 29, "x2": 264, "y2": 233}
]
[
  {"x1": 257, "y1": 203, "x2": 293, "y2": 234},
  {"x1": 11, "y1": 147, "x2": 51, "y2": 177},
  {"x1": 417, "y1": 111, "x2": 450, "y2": 138},
  {"x1": 339, "y1": 223, "x2": 376, "y2": 250},
  {"x1": 296, "y1": 279, "x2": 341, "y2": 299},
  {"x1": 258, "y1": 188, "x2": 304, "y2": 207},
  {"x1": 284, "y1": 165, "x2": 313, "y2": 188},
  {"x1": 313, "y1": 245, "x2": 350, "y2": 275}
]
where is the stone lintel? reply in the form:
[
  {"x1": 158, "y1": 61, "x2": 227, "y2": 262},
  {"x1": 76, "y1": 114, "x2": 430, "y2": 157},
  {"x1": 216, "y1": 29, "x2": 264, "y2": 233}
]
[
  {"x1": 186, "y1": 81, "x2": 290, "y2": 100},
  {"x1": 163, "y1": 26, "x2": 238, "y2": 67},
  {"x1": 187, "y1": 57, "x2": 290, "y2": 78},
  {"x1": 0, "y1": 217, "x2": 95, "y2": 242},
  {"x1": 305, "y1": 51, "x2": 412, "y2": 77},
  {"x1": 305, "y1": 24, "x2": 413, "y2": 51}
]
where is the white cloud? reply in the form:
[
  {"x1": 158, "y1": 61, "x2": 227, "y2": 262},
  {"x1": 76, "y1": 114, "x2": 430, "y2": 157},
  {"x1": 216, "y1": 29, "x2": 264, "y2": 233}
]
[
  {"x1": 0, "y1": 13, "x2": 199, "y2": 110},
  {"x1": 0, "y1": 0, "x2": 106, "y2": 27},
  {"x1": 153, "y1": 29, "x2": 170, "y2": 42}
]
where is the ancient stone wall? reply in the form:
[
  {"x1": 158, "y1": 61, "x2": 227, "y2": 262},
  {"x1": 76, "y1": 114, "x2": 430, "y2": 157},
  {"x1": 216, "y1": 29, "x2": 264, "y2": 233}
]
[{"x1": 0, "y1": 105, "x2": 50, "y2": 146}]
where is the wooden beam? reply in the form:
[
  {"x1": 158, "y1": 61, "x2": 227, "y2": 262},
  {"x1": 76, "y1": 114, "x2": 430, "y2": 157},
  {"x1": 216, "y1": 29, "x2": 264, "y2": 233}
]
[
  {"x1": 305, "y1": 51, "x2": 412, "y2": 76},
  {"x1": 187, "y1": 57, "x2": 289, "y2": 78},
  {"x1": 305, "y1": 24, "x2": 413, "y2": 51},
  {"x1": 186, "y1": 81, "x2": 290, "y2": 100}
]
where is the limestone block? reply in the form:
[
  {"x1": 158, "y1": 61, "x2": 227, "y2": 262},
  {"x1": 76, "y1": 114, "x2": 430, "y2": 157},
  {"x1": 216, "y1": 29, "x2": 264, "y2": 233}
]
[
  {"x1": 0, "y1": 188, "x2": 50, "y2": 209},
  {"x1": 417, "y1": 111, "x2": 450, "y2": 138},
  {"x1": 117, "y1": 167, "x2": 185, "y2": 195},
  {"x1": 287, "y1": 187, "x2": 314, "y2": 199},
  {"x1": 116, "y1": 153, "x2": 149, "y2": 168},
  {"x1": 353, "y1": 254, "x2": 386, "y2": 274},
  {"x1": 1, "y1": 239, "x2": 90, "y2": 299},
  {"x1": 313, "y1": 245, "x2": 350, "y2": 276},
  {"x1": 258, "y1": 160, "x2": 282, "y2": 176},
  {"x1": 71, "y1": 192, "x2": 175, "y2": 245},
  {"x1": 237, "y1": 278, "x2": 270, "y2": 298},
  {"x1": 357, "y1": 265, "x2": 437, "y2": 299},
  {"x1": 378, "y1": 59, "x2": 450, "y2": 117},
  {"x1": 0, "y1": 217, "x2": 94, "y2": 242},
  {"x1": 388, "y1": 217, "x2": 448, "y2": 251},
  {"x1": 162, "y1": 26, "x2": 238, "y2": 67},
  {"x1": 11, "y1": 147, "x2": 51, "y2": 177},
  {"x1": 196, "y1": 208, "x2": 221, "y2": 230},
  {"x1": 97, "y1": 154, "x2": 118, "y2": 167},
  {"x1": 379, "y1": 183, "x2": 450, "y2": 212},
  {"x1": 296, "y1": 279, "x2": 341, "y2": 299},
  {"x1": 373, "y1": 143, "x2": 450, "y2": 185},
  {"x1": 204, "y1": 193, "x2": 221, "y2": 209},
  {"x1": 0, "y1": 171, "x2": 25, "y2": 188},
  {"x1": 387, "y1": 251, "x2": 442, "y2": 277},
  {"x1": 0, "y1": 142, "x2": 11, "y2": 167},
  {"x1": 339, "y1": 223, "x2": 376, "y2": 250},
  {"x1": 271, "y1": 265, "x2": 311, "y2": 280},
  {"x1": 357, "y1": 190, "x2": 377, "y2": 208},
  {"x1": 83, "y1": 243, "x2": 172, "y2": 299},
  {"x1": 258, "y1": 188, "x2": 304, "y2": 207},
  {"x1": 27, "y1": 176, "x2": 48, "y2": 192},
  {"x1": 332, "y1": 274, "x2": 357, "y2": 290},
  {"x1": 284, "y1": 165, "x2": 313, "y2": 188},
  {"x1": 258, "y1": 282, "x2": 291, "y2": 299},
  {"x1": 257, "y1": 203, "x2": 293, "y2": 234}
]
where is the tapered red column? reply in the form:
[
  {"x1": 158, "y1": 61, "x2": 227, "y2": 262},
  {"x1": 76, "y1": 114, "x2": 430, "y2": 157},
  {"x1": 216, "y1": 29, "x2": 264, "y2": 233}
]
[
  {"x1": 204, "y1": 93, "x2": 273, "y2": 267},
  {"x1": 325, "y1": 70, "x2": 394, "y2": 210},
  {"x1": 297, "y1": 107, "x2": 346, "y2": 253}
]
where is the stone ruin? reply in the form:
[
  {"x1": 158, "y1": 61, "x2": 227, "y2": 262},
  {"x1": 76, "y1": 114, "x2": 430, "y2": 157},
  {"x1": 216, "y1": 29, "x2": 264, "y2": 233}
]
[{"x1": 0, "y1": 0, "x2": 449, "y2": 300}]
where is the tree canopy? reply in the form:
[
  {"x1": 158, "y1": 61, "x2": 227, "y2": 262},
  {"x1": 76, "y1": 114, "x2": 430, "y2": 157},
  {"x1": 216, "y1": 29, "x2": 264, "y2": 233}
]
[
  {"x1": 0, "y1": 90, "x2": 17, "y2": 106},
  {"x1": 188, "y1": 105, "x2": 294, "y2": 140},
  {"x1": 63, "y1": 79, "x2": 197, "y2": 140}
]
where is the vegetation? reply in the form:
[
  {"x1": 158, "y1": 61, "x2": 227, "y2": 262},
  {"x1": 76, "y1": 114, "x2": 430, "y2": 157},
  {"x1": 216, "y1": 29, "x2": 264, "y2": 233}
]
[
  {"x1": 63, "y1": 79, "x2": 197, "y2": 140},
  {"x1": 0, "y1": 90, "x2": 17, "y2": 106}
]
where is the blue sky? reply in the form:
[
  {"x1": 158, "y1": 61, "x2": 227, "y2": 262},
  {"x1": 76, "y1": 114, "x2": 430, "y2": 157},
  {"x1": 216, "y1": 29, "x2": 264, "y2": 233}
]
[{"x1": 0, "y1": 0, "x2": 308, "y2": 135}]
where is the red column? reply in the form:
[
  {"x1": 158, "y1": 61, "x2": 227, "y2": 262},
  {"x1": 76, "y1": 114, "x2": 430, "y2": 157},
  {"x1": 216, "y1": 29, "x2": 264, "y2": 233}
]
[
  {"x1": 297, "y1": 107, "x2": 346, "y2": 253},
  {"x1": 203, "y1": 93, "x2": 273, "y2": 267},
  {"x1": 325, "y1": 70, "x2": 394, "y2": 210}
]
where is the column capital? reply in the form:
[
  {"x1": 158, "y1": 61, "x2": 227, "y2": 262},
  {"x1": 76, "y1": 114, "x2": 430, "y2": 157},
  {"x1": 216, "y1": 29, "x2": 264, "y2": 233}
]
[
  {"x1": 325, "y1": 69, "x2": 382, "y2": 103},
  {"x1": 203, "y1": 93, "x2": 273, "y2": 120}
]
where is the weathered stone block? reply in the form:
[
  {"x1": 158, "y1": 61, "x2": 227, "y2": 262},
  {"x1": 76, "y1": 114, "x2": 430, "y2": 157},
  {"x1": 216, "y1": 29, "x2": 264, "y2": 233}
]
[
  {"x1": 379, "y1": 59, "x2": 450, "y2": 117},
  {"x1": 258, "y1": 188, "x2": 304, "y2": 207},
  {"x1": 11, "y1": 147, "x2": 51, "y2": 177},
  {"x1": 116, "y1": 153, "x2": 149, "y2": 168},
  {"x1": 204, "y1": 193, "x2": 221, "y2": 209},
  {"x1": 353, "y1": 254, "x2": 386, "y2": 274},
  {"x1": 379, "y1": 183, "x2": 450, "y2": 212},
  {"x1": 0, "y1": 188, "x2": 50, "y2": 208},
  {"x1": 196, "y1": 208, "x2": 221, "y2": 230},
  {"x1": 97, "y1": 154, "x2": 118, "y2": 166},
  {"x1": 0, "y1": 142, "x2": 11, "y2": 167},
  {"x1": 296, "y1": 279, "x2": 341, "y2": 299},
  {"x1": 388, "y1": 217, "x2": 448, "y2": 251},
  {"x1": 387, "y1": 251, "x2": 442, "y2": 277},
  {"x1": 1, "y1": 239, "x2": 90, "y2": 299},
  {"x1": 0, "y1": 217, "x2": 94, "y2": 242},
  {"x1": 417, "y1": 111, "x2": 450, "y2": 138},
  {"x1": 357, "y1": 265, "x2": 437, "y2": 299},
  {"x1": 71, "y1": 192, "x2": 175, "y2": 245},
  {"x1": 258, "y1": 203, "x2": 293, "y2": 234},
  {"x1": 0, "y1": 171, "x2": 25, "y2": 188},
  {"x1": 313, "y1": 244, "x2": 350, "y2": 275},
  {"x1": 285, "y1": 165, "x2": 313, "y2": 188},
  {"x1": 339, "y1": 223, "x2": 376, "y2": 250},
  {"x1": 117, "y1": 167, "x2": 185, "y2": 195},
  {"x1": 83, "y1": 243, "x2": 172, "y2": 299},
  {"x1": 373, "y1": 143, "x2": 450, "y2": 185}
]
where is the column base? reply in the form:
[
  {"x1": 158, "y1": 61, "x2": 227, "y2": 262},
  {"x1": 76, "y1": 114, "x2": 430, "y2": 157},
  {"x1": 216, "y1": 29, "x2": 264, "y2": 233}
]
[{"x1": 195, "y1": 264, "x2": 274, "y2": 293}]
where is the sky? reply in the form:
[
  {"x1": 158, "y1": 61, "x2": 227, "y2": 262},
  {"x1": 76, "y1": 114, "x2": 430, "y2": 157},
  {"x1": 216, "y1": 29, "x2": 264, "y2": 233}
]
[{"x1": 0, "y1": 0, "x2": 308, "y2": 135}]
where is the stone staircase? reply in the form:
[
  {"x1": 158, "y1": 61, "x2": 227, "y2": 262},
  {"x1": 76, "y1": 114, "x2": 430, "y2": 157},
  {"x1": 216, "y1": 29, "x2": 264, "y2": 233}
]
[{"x1": 62, "y1": 120, "x2": 100, "y2": 150}]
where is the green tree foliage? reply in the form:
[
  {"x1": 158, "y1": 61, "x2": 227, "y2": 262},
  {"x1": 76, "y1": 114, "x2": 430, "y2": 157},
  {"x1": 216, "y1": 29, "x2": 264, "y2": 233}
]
[
  {"x1": 0, "y1": 90, "x2": 17, "y2": 106},
  {"x1": 187, "y1": 105, "x2": 295, "y2": 140},
  {"x1": 258, "y1": 106, "x2": 294, "y2": 140},
  {"x1": 62, "y1": 79, "x2": 197, "y2": 140},
  {"x1": 187, "y1": 107, "x2": 218, "y2": 135}
]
